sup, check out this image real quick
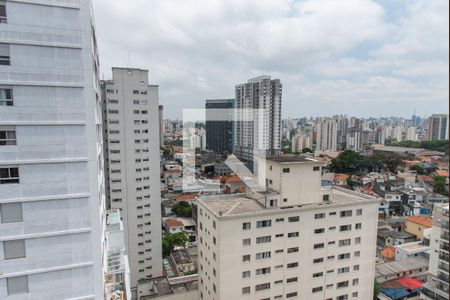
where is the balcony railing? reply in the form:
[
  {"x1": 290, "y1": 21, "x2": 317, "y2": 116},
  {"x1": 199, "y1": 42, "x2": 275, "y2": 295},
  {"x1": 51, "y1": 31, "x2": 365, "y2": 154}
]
[
  {"x1": 439, "y1": 252, "x2": 449, "y2": 261},
  {"x1": 441, "y1": 231, "x2": 449, "y2": 242},
  {"x1": 438, "y1": 262, "x2": 449, "y2": 273}
]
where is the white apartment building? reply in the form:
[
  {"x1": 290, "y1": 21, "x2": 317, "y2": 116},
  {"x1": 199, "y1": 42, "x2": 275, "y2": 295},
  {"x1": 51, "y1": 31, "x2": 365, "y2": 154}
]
[
  {"x1": 235, "y1": 76, "x2": 282, "y2": 163},
  {"x1": 316, "y1": 119, "x2": 338, "y2": 151},
  {"x1": 197, "y1": 156, "x2": 379, "y2": 300},
  {"x1": 0, "y1": 0, "x2": 106, "y2": 299},
  {"x1": 421, "y1": 204, "x2": 449, "y2": 300},
  {"x1": 102, "y1": 68, "x2": 163, "y2": 290}
]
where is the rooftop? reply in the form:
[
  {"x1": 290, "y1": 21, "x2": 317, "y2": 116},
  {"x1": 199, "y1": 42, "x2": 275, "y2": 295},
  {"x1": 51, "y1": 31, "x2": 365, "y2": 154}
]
[
  {"x1": 164, "y1": 218, "x2": 184, "y2": 228},
  {"x1": 171, "y1": 250, "x2": 194, "y2": 265},
  {"x1": 380, "y1": 246, "x2": 396, "y2": 260},
  {"x1": 198, "y1": 187, "x2": 378, "y2": 219},
  {"x1": 406, "y1": 215, "x2": 433, "y2": 228},
  {"x1": 377, "y1": 229, "x2": 416, "y2": 240},
  {"x1": 376, "y1": 256, "x2": 428, "y2": 277},
  {"x1": 395, "y1": 241, "x2": 430, "y2": 253},
  {"x1": 266, "y1": 155, "x2": 321, "y2": 163}
]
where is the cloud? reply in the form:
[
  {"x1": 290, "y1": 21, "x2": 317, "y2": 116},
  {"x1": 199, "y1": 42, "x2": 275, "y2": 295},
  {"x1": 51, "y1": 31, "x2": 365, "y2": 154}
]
[{"x1": 93, "y1": 0, "x2": 449, "y2": 118}]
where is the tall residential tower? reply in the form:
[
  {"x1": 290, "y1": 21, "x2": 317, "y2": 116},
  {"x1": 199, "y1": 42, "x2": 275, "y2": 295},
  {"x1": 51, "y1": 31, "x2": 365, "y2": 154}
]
[
  {"x1": 102, "y1": 68, "x2": 163, "y2": 291},
  {"x1": 205, "y1": 99, "x2": 235, "y2": 154},
  {"x1": 0, "y1": 0, "x2": 105, "y2": 298}
]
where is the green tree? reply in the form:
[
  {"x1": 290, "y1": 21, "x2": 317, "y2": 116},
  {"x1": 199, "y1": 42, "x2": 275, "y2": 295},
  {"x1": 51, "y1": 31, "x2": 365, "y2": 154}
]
[
  {"x1": 410, "y1": 164, "x2": 425, "y2": 174},
  {"x1": 302, "y1": 147, "x2": 313, "y2": 154},
  {"x1": 330, "y1": 150, "x2": 364, "y2": 173},
  {"x1": 173, "y1": 201, "x2": 193, "y2": 217},
  {"x1": 434, "y1": 176, "x2": 448, "y2": 195},
  {"x1": 374, "y1": 280, "x2": 381, "y2": 300},
  {"x1": 383, "y1": 154, "x2": 403, "y2": 172},
  {"x1": 162, "y1": 232, "x2": 189, "y2": 257}
]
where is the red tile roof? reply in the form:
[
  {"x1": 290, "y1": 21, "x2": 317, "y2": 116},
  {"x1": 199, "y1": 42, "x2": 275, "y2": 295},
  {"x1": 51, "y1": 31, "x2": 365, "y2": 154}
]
[
  {"x1": 334, "y1": 173, "x2": 349, "y2": 181},
  {"x1": 175, "y1": 193, "x2": 198, "y2": 202},
  {"x1": 406, "y1": 215, "x2": 432, "y2": 228},
  {"x1": 380, "y1": 246, "x2": 396, "y2": 260},
  {"x1": 164, "y1": 218, "x2": 184, "y2": 228},
  {"x1": 436, "y1": 170, "x2": 449, "y2": 177}
]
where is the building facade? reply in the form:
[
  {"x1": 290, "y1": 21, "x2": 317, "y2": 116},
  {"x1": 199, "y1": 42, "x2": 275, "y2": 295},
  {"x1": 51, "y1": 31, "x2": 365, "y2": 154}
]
[
  {"x1": 235, "y1": 76, "x2": 282, "y2": 163},
  {"x1": 197, "y1": 157, "x2": 379, "y2": 300},
  {"x1": 421, "y1": 204, "x2": 449, "y2": 300},
  {"x1": 428, "y1": 114, "x2": 449, "y2": 141},
  {"x1": 0, "y1": 0, "x2": 106, "y2": 298},
  {"x1": 205, "y1": 99, "x2": 235, "y2": 154},
  {"x1": 316, "y1": 118, "x2": 338, "y2": 151},
  {"x1": 102, "y1": 68, "x2": 163, "y2": 290}
]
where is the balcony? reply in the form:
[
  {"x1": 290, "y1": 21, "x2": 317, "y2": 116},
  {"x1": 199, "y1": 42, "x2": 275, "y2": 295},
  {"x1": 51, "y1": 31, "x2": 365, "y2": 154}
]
[
  {"x1": 440, "y1": 241, "x2": 449, "y2": 252},
  {"x1": 441, "y1": 231, "x2": 449, "y2": 242},
  {"x1": 437, "y1": 271, "x2": 449, "y2": 283}
]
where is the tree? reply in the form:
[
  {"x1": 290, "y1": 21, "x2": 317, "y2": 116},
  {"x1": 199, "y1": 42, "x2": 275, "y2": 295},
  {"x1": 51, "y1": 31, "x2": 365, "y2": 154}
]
[
  {"x1": 302, "y1": 147, "x2": 313, "y2": 154},
  {"x1": 410, "y1": 164, "x2": 425, "y2": 175},
  {"x1": 383, "y1": 154, "x2": 403, "y2": 172},
  {"x1": 330, "y1": 150, "x2": 365, "y2": 173},
  {"x1": 162, "y1": 232, "x2": 189, "y2": 257},
  {"x1": 434, "y1": 176, "x2": 448, "y2": 195},
  {"x1": 373, "y1": 280, "x2": 381, "y2": 300},
  {"x1": 173, "y1": 201, "x2": 193, "y2": 217}
]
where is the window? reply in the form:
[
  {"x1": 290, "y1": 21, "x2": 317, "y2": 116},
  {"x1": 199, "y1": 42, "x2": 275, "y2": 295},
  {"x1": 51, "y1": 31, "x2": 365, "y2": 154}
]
[
  {"x1": 355, "y1": 223, "x2": 362, "y2": 230},
  {"x1": 338, "y1": 267, "x2": 350, "y2": 274},
  {"x1": 314, "y1": 243, "x2": 325, "y2": 249},
  {"x1": 0, "y1": 167, "x2": 19, "y2": 184},
  {"x1": 340, "y1": 210, "x2": 352, "y2": 217},
  {"x1": 355, "y1": 237, "x2": 361, "y2": 244},
  {"x1": 288, "y1": 232, "x2": 299, "y2": 238},
  {"x1": 288, "y1": 216, "x2": 299, "y2": 223},
  {"x1": 353, "y1": 265, "x2": 360, "y2": 271},
  {"x1": 313, "y1": 166, "x2": 321, "y2": 171},
  {"x1": 256, "y1": 251, "x2": 271, "y2": 260},
  {"x1": 287, "y1": 247, "x2": 299, "y2": 253},
  {"x1": 315, "y1": 228, "x2": 325, "y2": 234},
  {"x1": 337, "y1": 295, "x2": 349, "y2": 300},
  {"x1": 255, "y1": 283, "x2": 270, "y2": 291},
  {"x1": 287, "y1": 277, "x2": 298, "y2": 283},
  {"x1": 242, "y1": 287, "x2": 250, "y2": 294},
  {"x1": 257, "y1": 220, "x2": 272, "y2": 228},
  {"x1": 339, "y1": 239, "x2": 351, "y2": 247},
  {"x1": 0, "y1": 203, "x2": 22, "y2": 223},
  {"x1": 133, "y1": 90, "x2": 139, "y2": 94},
  {"x1": 354, "y1": 251, "x2": 360, "y2": 257},
  {"x1": 312, "y1": 287, "x2": 323, "y2": 293},
  {"x1": 340, "y1": 225, "x2": 352, "y2": 232},
  {"x1": 313, "y1": 272, "x2": 323, "y2": 278},
  {"x1": 0, "y1": 2, "x2": 6, "y2": 23},
  {"x1": 338, "y1": 253, "x2": 350, "y2": 260},
  {"x1": 108, "y1": 109, "x2": 119, "y2": 114},
  {"x1": 0, "y1": 43, "x2": 10, "y2": 65},
  {"x1": 287, "y1": 262, "x2": 299, "y2": 268},
  {"x1": 323, "y1": 194, "x2": 330, "y2": 202},
  {"x1": 7, "y1": 276, "x2": 28, "y2": 295},
  {"x1": 286, "y1": 292, "x2": 298, "y2": 298},
  {"x1": 356, "y1": 209, "x2": 363, "y2": 216},
  {"x1": 242, "y1": 255, "x2": 251, "y2": 262},
  {"x1": 0, "y1": 87, "x2": 13, "y2": 106},
  {"x1": 353, "y1": 279, "x2": 359, "y2": 286},
  {"x1": 315, "y1": 213, "x2": 325, "y2": 219},
  {"x1": 256, "y1": 267, "x2": 271, "y2": 276},
  {"x1": 337, "y1": 281, "x2": 349, "y2": 289},
  {"x1": 276, "y1": 218, "x2": 284, "y2": 222},
  {"x1": 4, "y1": 240, "x2": 26, "y2": 259},
  {"x1": 283, "y1": 168, "x2": 290, "y2": 173},
  {"x1": 256, "y1": 236, "x2": 271, "y2": 244},
  {"x1": 242, "y1": 238, "x2": 251, "y2": 246},
  {"x1": 242, "y1": 271, "x2": 250, "y2": 278},
  {"x1": 242, "y1": 222, "x2": 251, "y2": 230},
  {"x1": 313, "y1": 258, "x2": 324, "y2": 264}
]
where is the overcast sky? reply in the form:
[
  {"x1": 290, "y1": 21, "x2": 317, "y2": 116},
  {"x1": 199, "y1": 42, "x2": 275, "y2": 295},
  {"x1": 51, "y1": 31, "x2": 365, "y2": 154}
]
[{"x1": 93, "y1": 0, "x2": 449, "y2": 119}]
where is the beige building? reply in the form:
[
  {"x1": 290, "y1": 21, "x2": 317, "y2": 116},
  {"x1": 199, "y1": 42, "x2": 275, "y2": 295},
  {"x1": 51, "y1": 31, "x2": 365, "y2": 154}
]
[
  {"x1": 405, "y1": 215, "x2": 432, "y2": 240},
  {"x1": 196, "y1": 156, "x2": 379, "y2": 300}
]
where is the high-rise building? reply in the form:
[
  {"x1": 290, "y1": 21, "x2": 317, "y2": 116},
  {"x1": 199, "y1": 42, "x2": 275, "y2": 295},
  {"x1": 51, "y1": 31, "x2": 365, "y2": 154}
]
[
  {"x1": 428, "y1": 114, "x2": 449, "y2": 141},
  {"x1": 205, "y1": 99, "x2": 235, "y2": 154},
  {"x1": 235, "y1": 76, "x2": 282, "y2": 163},
  {"x1": 346, "y1": 128, "x2": 362, "y2": 151},
  {"x1": 159, "y1": 105, "x2": 164, "y2": 147},
  {"x1": 102, "y1": 68, "x2": 163, "y2": 290},
  {"x1": 316, "y1": 118, "x2": 338, "y2": 151},
  {"x1": 392, "y1": 126, "x2": 404, "y2": 142},
  {"x1": 197, "y1": 156, "x2": 379, "y2": 300},
  {"x1": 405, "y1": 127, "x2": 418, "y2": 141},
  {"x1": 292, "y1": 131, "x2": 313, "y2": 153},
  {"x1": 0, "y1": 0, "x2": 106, "y2": 298},
  {"x1": 421, "y1": 204, "x2": 449, "y2": 300}
]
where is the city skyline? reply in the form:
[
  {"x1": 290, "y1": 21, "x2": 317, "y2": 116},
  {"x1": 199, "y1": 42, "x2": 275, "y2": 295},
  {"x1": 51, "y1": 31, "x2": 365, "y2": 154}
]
[{"x1": 94, "y1": 0, "x2": 449, "y2": 119}]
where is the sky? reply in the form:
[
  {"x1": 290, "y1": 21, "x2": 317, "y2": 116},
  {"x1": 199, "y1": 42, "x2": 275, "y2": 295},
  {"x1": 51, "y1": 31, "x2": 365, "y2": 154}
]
[{"x1": 93, "y1": 0, "x2": 449, "y2": 119}]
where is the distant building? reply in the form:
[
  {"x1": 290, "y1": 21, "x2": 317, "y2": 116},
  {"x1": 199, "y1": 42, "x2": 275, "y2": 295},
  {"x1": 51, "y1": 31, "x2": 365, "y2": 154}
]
[
  {"x1": 205, "y1": 99, "x2": 235, "y2": 154},
  {"x1": 235, "y1": 76, "x2": 282, "y2": 164},
  {"x1": 316, "y1": 118, "x2": 338, "y2": 151},
  {"x1": 428, "y1": 114, "x2": 449, "y2": 141},
  {"x1": 405, "y1": 215, "x2": 433, "y2": 240},
  {"x1": 159, "y1": 105, "x2": 164, "y2": 146}
]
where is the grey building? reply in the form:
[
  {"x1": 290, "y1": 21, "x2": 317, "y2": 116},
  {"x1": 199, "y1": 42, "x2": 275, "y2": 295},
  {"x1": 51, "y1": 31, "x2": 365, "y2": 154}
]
[
  {"x1": 428, "y1": 114, "x2": 449, "y2": 141},
  {"x1": 235, "y1": 76, "x2": 282, "y2": 164},
  {"x1": 205, "y1": 99, "x2": 235, "y2": 154}
]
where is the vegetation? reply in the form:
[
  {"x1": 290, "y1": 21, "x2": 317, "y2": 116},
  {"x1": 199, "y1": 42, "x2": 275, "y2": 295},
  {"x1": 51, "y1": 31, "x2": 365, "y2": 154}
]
[
  {"x1": 374, "y1": 280, "x2": 381, "y2": 300},
  {"x1": 162, "y1": 232, "x2": 189, "y2": 257},
  {"x1": 173, "y1": 201, "x2": 193, "y2": 217},
  {"x1": 330, "y1": 150, "x2": 403, "y2": 174},
  {"x1": 386, "y1": 140, "x2": 449, "y2": 154},
  {"x1": 301, "y1": 147, "x2": 313, "y2": 153},
  {"x1": 434, "y1": 176, "x2": 448, "y2": 195}
]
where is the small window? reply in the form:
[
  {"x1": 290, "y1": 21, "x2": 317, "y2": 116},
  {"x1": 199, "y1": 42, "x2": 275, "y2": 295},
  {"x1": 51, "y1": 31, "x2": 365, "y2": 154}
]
[
  {"x1": 0, "y1": 167, "x2": 19, "y2": 184},
  {"x1": 0, "y1": 87, "x2": 13, "y2": 106},
  {"x1": 315, "y1": 213, "x2": 325, "y2": 219},
  {"x1": 0, "y1": 43, "x2": 10, "y2": 65},
  {"x1": 242, "y1": 271, "x2": 250, "y2": 279},
  {"x1": 313, "y1": 166, "x2": 321, "y2": 171},
  {"x1": 288, "y1": 216, "x2": 299, "y2": 223},
  {"x1": 356, "y1": 209, "x2": 363, "y2": 216},
  {"x1": 242, "y1": 287, "x2": 250, "y2": 294},
  {"x1": 242, "y1": 222, "x2": 251, "y2": 230},
  {"x1": 312, "y1": 287, "x2": 323, "y2": 293},
  {"x1": 0, "y1": 203, "x2": 22, "y2": 223},
  {"x1": 283, "y1": 168, "x2": 290, "y2": 173},
  {"x1": 0, "y1": 127, "x2": 16, "y2": 145},
  {"x1": 0, "y1": 2, "x2": 6, "y2": 23},
  {"x1": 256, "y1": 220, "x2": 272, "y2": 228},
  {"x1": 4, "y1": 239, "x2": 26, "y2": 259},
  {"x1": 133, "y1": 90, "x2": 139, "y2": 94},
  {"x1": 7, "y1": 276, "x2": 28, "y2": 295}
]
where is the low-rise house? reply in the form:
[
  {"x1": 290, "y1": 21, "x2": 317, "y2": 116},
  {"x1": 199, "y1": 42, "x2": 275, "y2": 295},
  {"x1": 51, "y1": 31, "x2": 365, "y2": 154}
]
[
  {"x1": 170, "y1": 250, "x2": 196, "y2": 276},
  {"x1": 378, "y1": 229, "x2": 417, "y2": 247},
  {"x1": 395, "y1": 241, "x2": 430, "y2": 260},
  {"x1": 380, "y1": 246, "x2": 396, "y2": 263},
  {"x1": 163, "y1": 217, "x2": 197, "y2": 242},
  {"x1": 375, "y1": 256, "x2": 429, "y2": 283},
  {"x1": 213, "y1": 163, "x2": 233, "y2": 177},
  {"x1": 405, "y1": 215, "x2": 433, "y2": 240},
  {"x1": 164, "y1": 218, "x2": 185, "y2": 234},
  {"x1": 162, "y1": 199, "x2": 175, "y2": 217},
  {"x1": 162, "y1": 169, "x2": 183, "y2": 192},
  {"x1": 333, "y1": 173, "x2": 349, "y2": 186},
  {"x1": 137, "y1": 275, "x2": 198, "y2": 300},
  {"x1": 224, "y1": 175, "x2": 246, "y2": 194},
  {"x1": 379, "y1": 277, "x2": 424, "y2": 300}
]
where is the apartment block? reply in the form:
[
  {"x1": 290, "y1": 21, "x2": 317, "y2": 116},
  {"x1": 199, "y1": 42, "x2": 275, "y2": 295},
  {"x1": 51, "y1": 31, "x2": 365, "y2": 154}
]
[
  {"x1": 428, "y1": 114, "x2": 449, "y2": 141},
  {"x1": 197, "y1": 156, "x2": 379, "y2": 300},
  {"x1": 235, "y1": 76, "x2": 282, "y2": 164},
  {"x1": 205, "y1": 99, "x2": 235, "y2": 154},
  {"x1": 0, "y1": 0, "x2": 105, "y2": 298},
  {"x1": 316, "y1": 118, "x2": 338, "y2": 151},
  {"x1": 421, "y1": 204, "x2": 449, "y2": 300},
  {"x1": 102, "y1": 68, "x2": 163, "y2": 290}
]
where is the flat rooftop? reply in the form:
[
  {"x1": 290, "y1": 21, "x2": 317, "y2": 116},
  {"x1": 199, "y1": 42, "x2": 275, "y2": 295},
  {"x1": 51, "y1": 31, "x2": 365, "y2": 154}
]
[
  {"x1": 198, "y1": 187, "x2": 378, "y2": 218},
  {"x1": 376, "y1": 256, "x2": 428, "y2": 277},
  {"x1": 266, "y1": 155, "x2": 320, "y2": 163},
  {"x1": 396, "y1": 241, "x2": 429, "y2": 253}
]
